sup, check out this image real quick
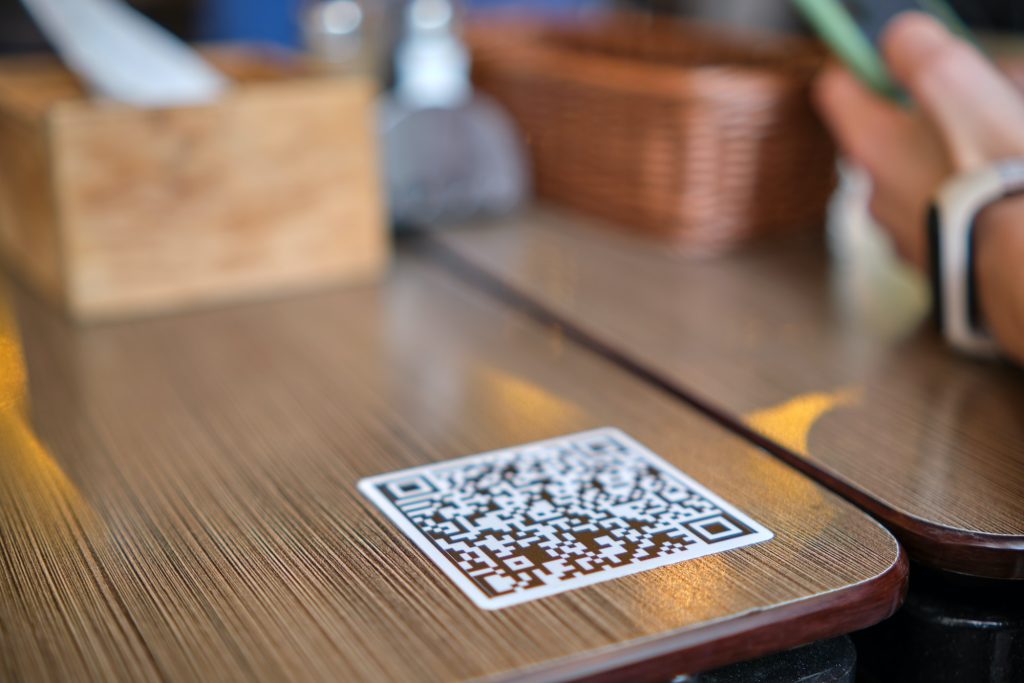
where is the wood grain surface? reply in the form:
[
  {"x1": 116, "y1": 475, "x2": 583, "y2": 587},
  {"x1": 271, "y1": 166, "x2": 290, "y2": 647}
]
[
  {"x1": 432, "y1": 208, "x2": 1024, "y2": 579},
  {"x1": 0, "y1": 249, "x2": 903, "y2": 682}
]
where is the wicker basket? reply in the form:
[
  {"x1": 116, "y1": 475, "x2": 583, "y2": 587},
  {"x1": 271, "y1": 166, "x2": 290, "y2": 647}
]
[{"x1": 469, "y1": 15, "x2": 837, "y2": 253}]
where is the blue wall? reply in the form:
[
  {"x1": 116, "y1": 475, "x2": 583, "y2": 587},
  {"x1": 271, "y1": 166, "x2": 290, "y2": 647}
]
[
  {"x1": 197, "y1": 0, "x2": 304, "y2": 47},
  {"x1": 196, "y1": 0, "x2": 596, "y2": 48}
]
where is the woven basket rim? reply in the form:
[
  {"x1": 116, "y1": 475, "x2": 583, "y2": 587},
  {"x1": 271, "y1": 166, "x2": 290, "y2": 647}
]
[
  {"x1": 474, "y1": 42, "x2": 813, "y2": 101},
  {"x1": 471, "y1": 15, "x2": 824, "y2": 101}
]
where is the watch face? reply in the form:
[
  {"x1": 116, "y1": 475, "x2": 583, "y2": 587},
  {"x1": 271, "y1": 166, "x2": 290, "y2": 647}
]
[
  {"x1": 967, "y1": 217, "x2": 983, "y2": 332},
  {"x1": 927, "y1": 203, "x2": 944, "y2": 331}
]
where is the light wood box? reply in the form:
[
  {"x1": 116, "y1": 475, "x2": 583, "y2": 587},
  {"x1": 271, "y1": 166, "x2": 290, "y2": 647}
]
[{"x1": 0, "y1": 49, "x2": 388, "y2": 321}]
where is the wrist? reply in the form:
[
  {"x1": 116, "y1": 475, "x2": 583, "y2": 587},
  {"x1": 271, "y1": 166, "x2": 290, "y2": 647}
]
[
  {"x1": 976, "y1": 193, "x2": 1024, "y2": 247},
  {"x1": 928, "y1": 161, "x2": 1024, "y2": 357},
  {"x1": 975, "y1": 193, "x2": 1024, "y2": 360}
]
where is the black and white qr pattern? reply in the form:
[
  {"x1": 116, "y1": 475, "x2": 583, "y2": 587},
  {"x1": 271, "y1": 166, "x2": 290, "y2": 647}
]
[{"x1": 359, "y1": 428, "x2": 772, "y2": 609}]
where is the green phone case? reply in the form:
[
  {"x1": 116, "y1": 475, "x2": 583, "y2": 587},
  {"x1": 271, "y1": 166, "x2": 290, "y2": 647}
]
[{"x1": 791, "y1": 0, "x2": 973, "y2": 102}]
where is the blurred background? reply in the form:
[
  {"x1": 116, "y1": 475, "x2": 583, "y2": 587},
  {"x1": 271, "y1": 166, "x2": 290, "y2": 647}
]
[
  {"x1": 2, "y1": 0, "x2": 1023, "y2": 55},
  {"x1": 2, "y1": 0, "x2": 1024, "y2": 320}
]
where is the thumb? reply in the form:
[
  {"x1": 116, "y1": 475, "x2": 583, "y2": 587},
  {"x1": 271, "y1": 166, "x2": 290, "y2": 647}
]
[{"x1": 882, "y1": 12, "x2": 1024, "y2": 170}]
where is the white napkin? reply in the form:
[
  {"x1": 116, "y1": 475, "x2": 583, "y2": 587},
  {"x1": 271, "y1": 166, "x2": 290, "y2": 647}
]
[{"x1": 20, "y1": 0, "x2": 228, "y2": 108}]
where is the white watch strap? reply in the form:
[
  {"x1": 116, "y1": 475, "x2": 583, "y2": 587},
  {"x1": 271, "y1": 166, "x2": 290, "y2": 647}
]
[{"x1": 934, "y1": 159, "x2": 1024, "y2": 357}]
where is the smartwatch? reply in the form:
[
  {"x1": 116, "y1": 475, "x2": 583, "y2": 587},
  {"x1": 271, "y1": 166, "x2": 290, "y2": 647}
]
[{"x1": 928, "y1": 159, "x2": 1024, "y2": 357}]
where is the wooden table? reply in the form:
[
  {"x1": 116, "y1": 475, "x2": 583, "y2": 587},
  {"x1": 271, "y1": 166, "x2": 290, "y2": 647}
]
[
  {"x1": 432, "y1": 208, "x2": 1024, "y2": 579},
  {"x1": 0, "y1": 249, "x2": 904, "y2": 682}
]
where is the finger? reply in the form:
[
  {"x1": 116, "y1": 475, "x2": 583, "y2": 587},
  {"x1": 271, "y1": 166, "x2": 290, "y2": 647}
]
[
  {"x1": 815, "y1": 64, "x2": 905, "y2": 169},
  {"x1": 882, "y1": 12, "x2": 1024, "y2": 168},
  {"x1": 997, "y1": 57, "x2": 1024, "y2": 93}
]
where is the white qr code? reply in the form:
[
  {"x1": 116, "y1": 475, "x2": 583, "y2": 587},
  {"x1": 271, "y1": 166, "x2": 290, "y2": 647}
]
[{"x1": 359, "y1": 428, "x2": 773, "y2": 609}]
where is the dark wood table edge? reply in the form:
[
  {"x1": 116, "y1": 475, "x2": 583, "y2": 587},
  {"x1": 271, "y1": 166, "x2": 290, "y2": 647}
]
[
  {"x1": 737, "y1": 427, "x2": 1024, "y2": 581},
  {"x1": 424, "y1": 236, "x2": 1024, "y2": 580},
  {"x1": 487, "y1": 543, "x2": 909, "y2": 683}
]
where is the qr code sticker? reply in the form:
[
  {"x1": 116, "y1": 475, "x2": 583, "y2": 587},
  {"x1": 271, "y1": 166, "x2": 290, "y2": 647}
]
[{"x1": 359, "y1": 428, "x2": 773, "y2": 609}]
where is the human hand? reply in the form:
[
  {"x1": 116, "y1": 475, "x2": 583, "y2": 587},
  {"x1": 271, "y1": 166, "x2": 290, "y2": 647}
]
[{"x1": 814, "y1": 11, "x2": 1024, "y2": 271}]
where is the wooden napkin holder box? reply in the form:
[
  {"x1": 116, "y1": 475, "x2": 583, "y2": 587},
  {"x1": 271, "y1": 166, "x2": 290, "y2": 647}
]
[{"x1": 0, "y1": 49, "x2": 388, "y2": 321}]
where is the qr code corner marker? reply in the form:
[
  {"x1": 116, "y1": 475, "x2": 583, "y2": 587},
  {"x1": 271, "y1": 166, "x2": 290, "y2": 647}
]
[{"x1": 361, "y1": 428, "x2": 773, "y2": 609}]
